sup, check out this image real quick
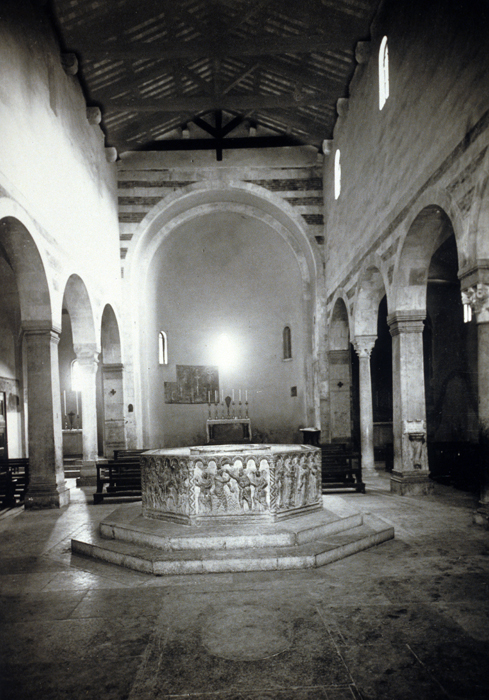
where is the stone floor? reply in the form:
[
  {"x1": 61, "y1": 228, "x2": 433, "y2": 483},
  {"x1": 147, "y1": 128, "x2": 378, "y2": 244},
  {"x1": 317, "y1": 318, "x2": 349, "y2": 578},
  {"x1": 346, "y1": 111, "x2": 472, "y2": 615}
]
[{"x1": 1, "y1": 471, "x2": 488, "y2": 700}]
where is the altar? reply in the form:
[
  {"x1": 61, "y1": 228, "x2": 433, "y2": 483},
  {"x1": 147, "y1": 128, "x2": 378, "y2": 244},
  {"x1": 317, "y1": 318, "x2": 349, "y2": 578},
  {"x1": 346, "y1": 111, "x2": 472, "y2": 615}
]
[{"x1": 206, "y1": 417, "x2": 251, "y2": 443}]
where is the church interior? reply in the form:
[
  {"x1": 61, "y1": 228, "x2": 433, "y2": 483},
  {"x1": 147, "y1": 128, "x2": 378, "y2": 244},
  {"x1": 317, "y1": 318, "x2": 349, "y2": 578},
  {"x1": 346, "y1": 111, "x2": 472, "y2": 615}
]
[{"x1": 1, "y1": 0, "x2": 489, "y2": 698}]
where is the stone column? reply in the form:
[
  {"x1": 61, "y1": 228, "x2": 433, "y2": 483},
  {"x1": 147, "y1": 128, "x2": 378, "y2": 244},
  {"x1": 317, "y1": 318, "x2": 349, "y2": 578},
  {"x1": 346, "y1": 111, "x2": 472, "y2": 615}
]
[
  {"x1": 461, "y1": 282, "x2": 489, "y2": 505},
  {"x1": 23, "y1": 322, "x2": 70, "y2": 508},
  {"x1": 102, "y1": 363, "x2": 126, "y2": 458},
  {"x1": 74, "y1": 346, "x2": 99, "y2": 485},
  {"x1": 353, "y1": 335, "x2": 376, "y2": 476},
  {"x1": 387, "y1": 311, "x2": 432, "y2": 495}
]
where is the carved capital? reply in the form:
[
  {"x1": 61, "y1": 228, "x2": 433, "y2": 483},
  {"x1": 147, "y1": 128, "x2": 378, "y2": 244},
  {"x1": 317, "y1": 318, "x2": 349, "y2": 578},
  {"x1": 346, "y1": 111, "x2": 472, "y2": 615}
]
[
  {"x1": 74, "y1": 345, "x2": 100, "y2": 368},
  {"x1": 387, "y1": 310, "x2": 425, "y2": 336},
  {"x1": 353, "y1": 335, "x2": 376, "y2": 358},
  {"x1": 461, "y1": 283, "x2": 489, "y2": 322}
]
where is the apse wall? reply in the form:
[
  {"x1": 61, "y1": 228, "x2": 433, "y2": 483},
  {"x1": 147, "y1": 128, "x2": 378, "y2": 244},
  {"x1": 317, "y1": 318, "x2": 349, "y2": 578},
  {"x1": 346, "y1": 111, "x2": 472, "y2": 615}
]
[
  {"x1": 324, "y1": 0, "x2": 489, "y2": 293},
  {"x1": 142, "y1": 211, "x2": 307, "y2": 448}
]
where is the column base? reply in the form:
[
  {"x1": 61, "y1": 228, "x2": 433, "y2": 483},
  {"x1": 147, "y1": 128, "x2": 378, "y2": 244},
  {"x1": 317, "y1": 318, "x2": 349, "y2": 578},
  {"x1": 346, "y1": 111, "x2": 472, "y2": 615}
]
[
  {"x1": 474, "y1": 505, "x2": 489, "y2": 528},
  {"x1": 25, "y1": 482, "x2": 70, "y2": 509},
  {"x1": 390, "y1": 471, "x2": 434, "y2": 495},
  {"x1": 76, "y1": 460, "x2": 104, "y2": 487}
]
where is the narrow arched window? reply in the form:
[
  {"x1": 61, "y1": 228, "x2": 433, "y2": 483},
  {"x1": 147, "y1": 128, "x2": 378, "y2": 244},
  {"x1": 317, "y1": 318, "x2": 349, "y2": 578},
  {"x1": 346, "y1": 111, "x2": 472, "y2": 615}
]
[
  {"x1": 379, "y1": 36, "x2": 389, "y2": 110},
  {"x1": 283, "y1": 326, "x2": 292, "y2": 360},
  {"x1": 158, "y1": 331, "x2": 168, "y2": 365},
  {"x1": 334, "y1": 149, "x2": 341, "y2": 200}
]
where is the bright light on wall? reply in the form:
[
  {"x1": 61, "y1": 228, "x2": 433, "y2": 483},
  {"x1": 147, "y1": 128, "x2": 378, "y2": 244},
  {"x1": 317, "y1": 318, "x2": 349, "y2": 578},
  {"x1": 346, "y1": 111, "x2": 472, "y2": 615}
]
[
  {"x1": 213, "y1": 333, "x2": 239, "y2": 371},
  {"x1": 71, "y1": 359, "x2": 83, "y2": 392}
]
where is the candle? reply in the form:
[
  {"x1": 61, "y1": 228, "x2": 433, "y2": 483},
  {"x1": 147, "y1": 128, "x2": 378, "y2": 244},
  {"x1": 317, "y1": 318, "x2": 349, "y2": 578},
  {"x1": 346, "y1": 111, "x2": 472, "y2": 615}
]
[
  {"x1": 232, "y1": 389, "x2": 234, "y2": 401},
  {"x1": 63, "y1": 390, "x2": 66, "y2": 415},
  {"x1": 245, "y1": 390, "x2": 248, "y2": 401},
  {"x1": 75, "y1": 391, "x2": 79, "y2": 414},
  {"x1": 239, "y1": 389, "x2": 241, "y2": 402},
  {"x1": 221, "y1": 390, "x2": 224, "y2": 403},
  {"x1": 208, "y1": 391, "x2": 211, "y2": 404},
  {"x1": 215, "y1": 390, "x2": 218, "y2": 403}
]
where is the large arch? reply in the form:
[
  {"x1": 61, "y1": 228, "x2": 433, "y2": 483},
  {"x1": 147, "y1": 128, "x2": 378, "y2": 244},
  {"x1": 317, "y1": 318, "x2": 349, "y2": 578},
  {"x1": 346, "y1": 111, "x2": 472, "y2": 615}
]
[
  {"x1": 387, "y1": 192, "x2": 468, "y2": 494},
  {"x1": 352, "y1": 256, "x2": 389, "y2": 338},
  {"x1": 124, "y1": 181, "x2": 320, "y2": 447},
  {"x1": 391, "y1": 188, "x2": 465, "y2": 311},
  {"x1": 61, "y1": 275, "x2": 99, "y2": 466},
  {"x1": 100, "y1": 304, "x2": 125, "y2": 457},
  {"x1": 0, "y1": 206, "x2": 68, "y2": 507},
  {"x1": 327, "y1": 295, "x2": 354, "y2": 445}
]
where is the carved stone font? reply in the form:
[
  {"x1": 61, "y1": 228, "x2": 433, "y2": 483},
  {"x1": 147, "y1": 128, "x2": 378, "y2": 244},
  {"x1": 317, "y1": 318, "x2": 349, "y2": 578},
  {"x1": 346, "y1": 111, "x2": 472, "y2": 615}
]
[{"x1": 141, "y1": 444, "x2": 322, "y2": 524}]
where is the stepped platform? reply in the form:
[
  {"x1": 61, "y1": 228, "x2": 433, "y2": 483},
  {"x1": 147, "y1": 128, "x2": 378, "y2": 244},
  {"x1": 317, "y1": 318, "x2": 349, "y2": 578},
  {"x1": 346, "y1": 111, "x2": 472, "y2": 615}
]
[{"x1": 71, "y1": 502, "x2": 394, "y2": 575}]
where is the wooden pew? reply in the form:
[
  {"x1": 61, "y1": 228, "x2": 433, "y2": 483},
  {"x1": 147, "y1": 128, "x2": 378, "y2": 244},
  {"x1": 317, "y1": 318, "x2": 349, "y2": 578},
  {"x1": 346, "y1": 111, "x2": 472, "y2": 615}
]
[
  {"x1": 0, "y1": 458, "x2": 29, "y2": 507},
  {"x1": 94, "y1": 458, "x2": 142, "y2": 504},
  {"x1": 321, "y1": 444, "x2": 365, "y2": 493}
]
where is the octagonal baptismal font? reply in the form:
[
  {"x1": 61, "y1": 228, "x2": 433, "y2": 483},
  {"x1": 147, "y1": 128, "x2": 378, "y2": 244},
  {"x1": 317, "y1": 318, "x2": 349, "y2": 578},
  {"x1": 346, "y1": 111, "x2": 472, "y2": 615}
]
[
  {"x1": 141, "y1": 444, "x2": 322, "y2": 525},
  {"x1": 71, "y1": 443, "x2": 394, "y2": 575}
]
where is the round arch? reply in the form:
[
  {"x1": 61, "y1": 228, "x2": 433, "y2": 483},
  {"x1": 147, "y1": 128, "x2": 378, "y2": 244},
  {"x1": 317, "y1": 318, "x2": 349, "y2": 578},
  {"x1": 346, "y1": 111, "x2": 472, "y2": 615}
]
[
  {"x1": 329, "y1": 294, "x2": 352, "y2": 351},
  {"x1": 125, "y1": 181, "x2": 321, "y2": 445},
  {"x1": 124, "y1": 180, "x2": 319, "y2": 295},
  {"x1": 62, "y1": 274, "x2": 97, "y2": 354},
  {"x1": 101, "y1": 304, "x2": 122, "y2": 364},
  {"x1": 0, "y1": 212, "x2": 52, "y2": 327},
  {"x1": 392, "y1": 188, "x2": 465, "y2": 311},
  {"x1": 469, "y1": 149, "x2": 489, "y2": 262},
  {"x1": 353, "y1": 257, "x2": 389, "y2": 337}
]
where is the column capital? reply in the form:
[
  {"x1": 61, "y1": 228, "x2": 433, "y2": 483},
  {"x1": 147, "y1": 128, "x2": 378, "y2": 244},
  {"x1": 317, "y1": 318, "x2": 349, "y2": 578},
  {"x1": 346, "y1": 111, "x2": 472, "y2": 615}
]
[
  {"x1": 74, "y1": 344, "x2": 100, "y2": 366},
  {"x1": 21, "y1": 320, "x2": 61, "y2": 339},
  {"x1": 387, "y1": 310, "x2": 425, "y2": 336},
  {"x1": 353, "y1": 335, "x2": 376, "y2": 358},
  {"x1": 461, "y1": 283, "x2": 489, "y2": 323}
]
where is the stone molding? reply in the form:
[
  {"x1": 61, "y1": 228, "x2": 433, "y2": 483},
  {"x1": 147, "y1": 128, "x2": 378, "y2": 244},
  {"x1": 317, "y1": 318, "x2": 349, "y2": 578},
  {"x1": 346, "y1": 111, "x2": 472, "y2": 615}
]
[
  {"x1": 21, "y1": 321, "x2": 61, "y2": 339},
  {"x1": 353, "y1": 335, "x2": 376, "y2": 358},
  {"x1": 101, "y1": 362, "x2": 124, "y2": 373},
  {"x1": 387, "y1": 310, "x2": 425, "y2": 336}
]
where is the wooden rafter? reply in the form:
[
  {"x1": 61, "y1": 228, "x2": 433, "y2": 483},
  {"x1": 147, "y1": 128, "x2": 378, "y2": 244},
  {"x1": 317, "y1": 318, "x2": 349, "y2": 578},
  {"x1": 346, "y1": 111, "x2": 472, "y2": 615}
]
[{"x1": 106, "y1": 93, "x2": 332, "y2": 113}]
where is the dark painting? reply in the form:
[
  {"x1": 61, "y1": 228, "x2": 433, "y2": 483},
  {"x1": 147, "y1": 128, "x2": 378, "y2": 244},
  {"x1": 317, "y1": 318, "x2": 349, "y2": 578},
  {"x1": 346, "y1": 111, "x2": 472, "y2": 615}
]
[{"x1": 164, "y1": 365, "x2": 219, "y2": 404}]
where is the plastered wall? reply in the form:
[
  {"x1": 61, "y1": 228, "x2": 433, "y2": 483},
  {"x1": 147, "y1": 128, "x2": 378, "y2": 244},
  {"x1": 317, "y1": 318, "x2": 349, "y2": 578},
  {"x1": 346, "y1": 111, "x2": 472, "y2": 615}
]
[{"x1": 0, "y1": 0, "x2": 121, "y2": 330}]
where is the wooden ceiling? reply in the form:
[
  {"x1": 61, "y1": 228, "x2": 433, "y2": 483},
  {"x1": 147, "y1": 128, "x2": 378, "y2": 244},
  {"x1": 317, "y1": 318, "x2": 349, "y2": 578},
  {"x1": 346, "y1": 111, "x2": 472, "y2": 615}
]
[{"x1": 49, "y1": 0, "x2": 380, "y2": 157}]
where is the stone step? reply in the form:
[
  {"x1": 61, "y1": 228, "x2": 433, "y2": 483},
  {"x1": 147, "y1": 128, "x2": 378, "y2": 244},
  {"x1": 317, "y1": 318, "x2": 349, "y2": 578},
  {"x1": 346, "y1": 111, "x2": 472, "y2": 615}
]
[
  {"x1": 71, "y1": 512, "x2": 393, "y2": 576},
  {"x1": 98, "y1": 505, "x2": 365, "y2": 551}
]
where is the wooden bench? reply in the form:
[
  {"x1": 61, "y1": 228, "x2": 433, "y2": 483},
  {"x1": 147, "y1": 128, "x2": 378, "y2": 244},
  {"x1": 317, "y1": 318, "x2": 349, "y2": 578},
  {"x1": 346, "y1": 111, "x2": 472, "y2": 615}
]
[
  {"x1": 321, "y1": 444, "x2": 365, "y2": 493},
  {"x1": 113, "y1": 449, "x2": 147, "y2": 461},
  {"x1": 94, "y1": 459, "x2": 142, "y2": 504},
  {"x1": 0, "y1": 458, "x2": 29, "y2": 507}
]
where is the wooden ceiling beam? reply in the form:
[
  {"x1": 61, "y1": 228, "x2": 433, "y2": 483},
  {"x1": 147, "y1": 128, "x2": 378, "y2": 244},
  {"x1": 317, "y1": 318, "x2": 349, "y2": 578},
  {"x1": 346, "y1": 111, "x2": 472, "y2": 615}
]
[
  {"x1": 222, "y1": 62, "x2": 261, "y2": 95},
  {"x1": 79, "y1": 34, "x2": 348, "y2": 61},
  {"x1": 136, "y1": 134, "x2": 311, "y2": 152},
  {"x1": 105, "y1": 93, "x2": 332, "y2": 112}
]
